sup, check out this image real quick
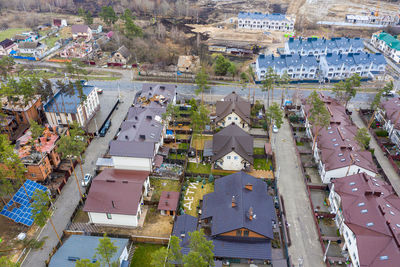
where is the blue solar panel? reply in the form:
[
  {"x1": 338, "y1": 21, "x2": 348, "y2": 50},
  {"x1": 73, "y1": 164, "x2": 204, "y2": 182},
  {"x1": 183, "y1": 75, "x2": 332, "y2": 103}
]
[{"x1": 0, "y1": 180, "x2": 48, "y2": 226}]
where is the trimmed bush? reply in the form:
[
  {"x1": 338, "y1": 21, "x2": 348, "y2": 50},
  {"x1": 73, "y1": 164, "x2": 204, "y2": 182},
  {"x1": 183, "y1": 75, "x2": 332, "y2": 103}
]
[{"x1": 375, "y1": 129, "x2": 389, "y2": 137}]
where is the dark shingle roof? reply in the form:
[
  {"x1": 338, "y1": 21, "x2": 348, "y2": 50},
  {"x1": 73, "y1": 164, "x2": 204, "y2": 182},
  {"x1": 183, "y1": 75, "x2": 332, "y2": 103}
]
[
  {"x1": 18, "y1": 42, "x2": 42, "y2": 49},
  {"x1": 0, "y1": 39, "x2": 14, "y2": 48},
  {"x1": 172, "y1": 214, "x2": 198, "y2": 247},
  {"x1": 216, "y1": 92, "x2": 251, "y2": 124},
  {"x1": 109, "y1": 140, "x2": 155, "y2": 158},
  {"x1": 201, "y1": 172, "x2": 275, "y2": 238},
  {"x1": 212, "y1": 124, "x2": 253, "y2": 164},
  {"x1": 212, "y1": 238, "x2": 272, "y2": 260},
  {"x1": 116, "y1": 45, "x2": 131, "y2": 59},
  {"x1": 71, "y1": 24, "x2": 89, "y2": 34}
]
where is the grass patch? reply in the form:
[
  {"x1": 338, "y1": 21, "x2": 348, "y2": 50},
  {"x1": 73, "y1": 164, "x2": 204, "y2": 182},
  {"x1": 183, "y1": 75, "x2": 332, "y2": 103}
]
[
  {"x1": 44, "y1": 36, "x2": 61, "y2": 48},
  {"x1": 72, "y1": 209, "x2": 89, "y2": 223},
  {"x1": 0, "y1": 28, "x2": 30, "y2": 40},
  {"x1": 168, "y1": 153, "x2": 185, "y2": 160},
  {"x1": 178, "y1": 143, "x2": 189, "y2": 149},
  {"x1": 296, "y1": 141, "x2": 304, "y2": 146},
  {"x1": 186, "y1": 162, "x2": 211, "y2": 174},
  {"x1": 211, "y1": 169, "x2": 235, "y2": 176},
  {"x1": 253, "y1": 147, "x2": 265, "y2": 155},
  {"x1": 150, "y1": 178, "x2": 181, "y2": 202},
  {"x1": 254, "y1": 158, "x2": 272, "y2": 171},
  {"x1": 192, "y1": 135, "x2": 213, "y2": 150},
  {"x1": 176, "y1": 134, "x2": 190, "y2": 140},
  {"x1": 183, "y1": 181, "x2": 214, "y2": 217},
  {"x1": 130, "y1": 243, "x2": 164, "y2": 267}
]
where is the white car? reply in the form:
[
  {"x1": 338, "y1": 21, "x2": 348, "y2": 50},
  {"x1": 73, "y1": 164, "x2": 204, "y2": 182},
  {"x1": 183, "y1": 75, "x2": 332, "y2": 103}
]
[
  {"x1": 272, "y1": 125, "x2": 279, "y2": 133},
  {"x1": 82, "y1": 173, "x2": 93, "y2": 187}
]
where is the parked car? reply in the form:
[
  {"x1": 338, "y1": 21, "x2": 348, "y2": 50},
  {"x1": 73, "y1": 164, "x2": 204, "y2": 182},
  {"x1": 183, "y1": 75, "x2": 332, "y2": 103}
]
[
  {"x1": 82, "y1": 173, "x2": 93, "y2": 187},
  {"x1": 99, "y1": 120, "x2": 111, "y2": 137},
  {"x1": 383, "y1": 90, "x2": 396, "y2": 97},
  {"x1": 96, "y1": 87, "x2": 103, "y2": 94},
  {"x1": 272, "y1": 125, "x2": 279, "y2": 133}
]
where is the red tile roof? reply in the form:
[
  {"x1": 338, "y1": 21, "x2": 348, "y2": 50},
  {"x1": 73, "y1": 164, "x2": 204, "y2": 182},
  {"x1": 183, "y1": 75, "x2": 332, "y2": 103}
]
[
  {"x1": 83, "y1": 169, "x2": 149, "y2": 215},
  {"x1": 157, "y1": 191, "x2": 179, "y2": 211},
  {"x1": 332, "y1": 173, "x2": 400, "y2": 266},
  {"x1": 17, "y1": 126, "x2": 60, "y2": 158},
  {"x1": 380, "y1": 97, "x2": 400, "y2": 130}
]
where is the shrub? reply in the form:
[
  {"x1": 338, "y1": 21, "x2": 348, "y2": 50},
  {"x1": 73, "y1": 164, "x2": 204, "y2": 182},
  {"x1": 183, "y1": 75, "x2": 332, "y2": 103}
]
[
  {"x1": 375, "y1": 129, "x2": 389, "y2": 137},
  {"x1": 289, "y1": 115, "x2": 299, "y2": 123}
]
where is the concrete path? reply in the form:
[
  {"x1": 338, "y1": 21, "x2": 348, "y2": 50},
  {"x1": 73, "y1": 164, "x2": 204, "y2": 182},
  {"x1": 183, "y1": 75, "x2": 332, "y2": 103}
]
[
  {"x1": 21, "y1": 90, "x2": 136, "y2": 267},
  {"x1": 273, "y1": 119, "x2": 325, "y2": 267},
  {"x1": 351, "y1": 111, "x2": 400, "y2": 195}
]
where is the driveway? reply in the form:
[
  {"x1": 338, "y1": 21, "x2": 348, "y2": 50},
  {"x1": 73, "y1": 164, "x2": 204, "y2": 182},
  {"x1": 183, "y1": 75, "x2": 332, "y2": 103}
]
[
  {"x1": 273, "y1": 119, "x2": 325, "y2": 267},
  {"x1": 21, "y1": 90, "x2": 136, "y2": 267}
]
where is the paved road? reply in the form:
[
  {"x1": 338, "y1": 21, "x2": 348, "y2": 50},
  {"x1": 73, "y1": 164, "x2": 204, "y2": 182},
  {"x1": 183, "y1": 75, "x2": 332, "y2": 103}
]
[
  {"x1": 21, "y1": 90, "x2": 136, "y2": 267},
  {"x1": 273, "y1": 119, "x2": 325, "y2": 267},
  {"x1": 351, "y1": 111, "x2": 400, "y2": 195}
]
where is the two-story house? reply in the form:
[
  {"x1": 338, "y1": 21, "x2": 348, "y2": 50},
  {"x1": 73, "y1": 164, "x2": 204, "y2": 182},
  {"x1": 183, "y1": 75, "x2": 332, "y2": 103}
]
[
  {"x1": 0, "y1": 39, "x2": 17, "y2": 55},
  {"x1": 109, "y1": 45, "x2": 131, "y2": 65},
  {"x1": 200, "y1": 172, "x2": 275, "y2": 264},
  {"x1": 329, "y1": 172, "x2": 400, "y2": 267},
  {"x1": 371, "y1": 31, "x2": 400, "y2": 63},
  {"x1": 44, "y1": 84, "x2": 100, "y2": 128},
  {"x1": 18, "y1": 42, "x2": 47, "y2": 58},
  {"x1": 71, "y1": 25, "x2": 92, "y2": 41},
  {"x1": 237, "y1": 12, "x2": 295, "y2": 32},
  {"x1": 375, "y1": 97, "x2": 400, "y2": 148},
  {"x1": 212, "y1": 124, "x2": 253, "y2": 171},
  {"x1": 215, "y1": 92, "x2": 251, "y2": 131},
  {"x1": 83, "y1": 168, "x2": 151, "y2": 227}
]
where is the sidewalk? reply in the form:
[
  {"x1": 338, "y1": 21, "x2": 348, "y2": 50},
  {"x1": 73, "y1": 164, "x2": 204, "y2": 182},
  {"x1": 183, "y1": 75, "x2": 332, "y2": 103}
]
[
  {"x1": 351, "y1": 111, "x2": 400, "y2": 195},
  {"x1": 273, "y1": 119, "x2": 325, "y2": 267},
  {"x1": 21, "y1": 91, "x2": 135, "y2": 267}
]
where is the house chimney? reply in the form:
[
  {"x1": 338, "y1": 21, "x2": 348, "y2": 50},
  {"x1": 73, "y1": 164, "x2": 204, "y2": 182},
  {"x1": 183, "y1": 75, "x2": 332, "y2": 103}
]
[
  {"x1": 248, "y1": 207, "x2": 254, "y2": 220},
  {"x1": 245, "y1": 183, "x2": 253, "y2": 191},
  {"x1": 146, "y1": 115, "x2": 152, "y2": 120},
  {"x1": 374, "y1": 191, "x2": 382, "y2": 197},
  {"x1": 140, "y1": 134, "x2": 146, "y2": 140},
  {"x1": 232, "y1": 146, "x2": 235, "y2": 150},
  {"x1": 231, "y1": 196, "x2": 236, "y2": 207},
  {"x1": 125, "y1": 135, "x2": 129, "y2": 140},
  {"x1": 135, "y1": 116, "x2": 138, "y2": 120},
  {"x1": 160, "y1": 86, "x2": 165, "y2": 90}
]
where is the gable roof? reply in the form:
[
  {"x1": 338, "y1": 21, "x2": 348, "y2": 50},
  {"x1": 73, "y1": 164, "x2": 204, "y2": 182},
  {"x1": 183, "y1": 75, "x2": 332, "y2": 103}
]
[
  {"x1": 158, "y1": 191, "x2": 180, "y2": 211},
  {"x1": 216, "y1": 92, "x2": 251, "y2": 124},
  {"x1": 135, "y1": 84, "x2": 176, "y2": 108},
  {"x1": 18, "y1": 42, "x2": 43, "y2": 49},
  {"x1": 114, "y1": 45, "x2": 131, "y2": 59},
  {"x1": 83, "y1": 169, "x2": 149, "y2": 215},
  {"x1": 71, "y1": 24, "x2": 90, "y2": 34},
  {"x1": 49, "y1": 235, "x2": 128, "y2": 267},
  {"x1": 172, "y1": 214, "x2": 198, "y2": 248},
  {"x1": 212, "y1": 124, "x2": 253, "y2": 164},
  {"x1": 201, "y1": 172, "x2": 275, "y2": 238},
  {"x1": 376, "y1": 32, "x2": 400, "y2": 51},
  {"x1": 380, "y1": 97, "x2": 400, "y2": 130},
  {"x1": 0, "y1": 39, "x2": 14, "y2": 49}
]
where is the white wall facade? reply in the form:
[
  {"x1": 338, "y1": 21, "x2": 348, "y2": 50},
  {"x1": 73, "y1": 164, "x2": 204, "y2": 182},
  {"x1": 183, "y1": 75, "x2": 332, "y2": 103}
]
[
  {"x1": 45, "y1": 111, "x2": 74, "y2": 127},
  {"x1": 320, "y1": 164, "x2": 377, "y2": 184},
  {"x1": 371, "y1": 34, "x2": 400, "y2": 63},
  {"x1": 215, "y1": 151, "x2": 250, "y2": 171},
  {"x1": 238, "y1": 17, "x2": 294, "y2": 31},
  {"x1": 119, "y1": 246, "x2": 129, "y2": 265},
  {"x1": 112, "y1": 156, "x2": 152, "y2": 171},
  {"x1": 218, "y1": 112, "x2": 250, "y2": 131}
]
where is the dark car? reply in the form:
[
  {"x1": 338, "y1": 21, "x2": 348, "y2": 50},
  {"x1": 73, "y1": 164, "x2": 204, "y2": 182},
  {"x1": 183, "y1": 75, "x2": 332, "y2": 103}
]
[{"x1": 99, "y1": 120, "x2": 111, "y2": 137}]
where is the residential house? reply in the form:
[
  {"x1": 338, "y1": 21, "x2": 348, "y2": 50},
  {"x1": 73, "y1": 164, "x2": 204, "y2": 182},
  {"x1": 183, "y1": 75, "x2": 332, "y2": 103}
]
[
  {"x1": 0, "y1": 116, "x2": 18, "y2": 140},
  {"x1": 302, "y1": 94, "x2": 378, "y2": 183},
  {"x1": 215, "y1": 92, "x2": 251, "y2": 131},
  {"x1": 329, "y1": 173, "x2": 400, "y2": 267},
  {"x1": 375, "y1": 97, "x2": 400, "y2": 148},
  {"x1": 14, "y1": 126, "x2": 64, "y2": 181},
  {"x1": 371, "y1": 31, "x2": 400, "y2": 63},
  {"x1": 319, "y1": 52, "x2": 386, "y2": 80},
  {"x1": 18, "y1": 42, "x2": 47, "y2": 58},
  {"x1": 59, "y1": 41, "x2": 93, "y2": 59},
  {"x1": 158, "y1": 191, "x2": 179, "y2": 216},
  {"x1": 212, "y1": 124, "x2": 253, "y2": 171},
  {"x1": 49, "y1": 235, "x2": 129, "y2": 267},
  {"x1": 90, "y1": 24, "x2": 103, "y2": 34},
  {"x1": 237, "y1": 11, "x2": 295, "y2": 31},
  {"x1": 134, "y1": 84, "x2": 177, "y2": 108},
  {"x1": 284, "y1": 37, "x2": 364, "y2": 58},
  {"x1": 177, "y1": 55, "x2": 200, "y2": 73},
  {"x1": 172, "y1": 172, "x2": 275, "y2": 264},
  {"x1": 44, "y1": 84, "x2": 100, "y2": 128},
  {"x1": 83, "y1": 169, "x2": 150, "y2": 227},
  {"x1": 13, "y1": 34, "x2": 33, "y2": 43},
  {"x1": 71, "y1": 25, "x2": 92, "y2": 41},
  {"x1": 53, "y1": 19, "x2": 67, "y2": 28},
  {"x1": 109, "y1": 46, "x2": 131, "y2": 65},
  {"x1": 109, "y1": 106, "x2": 166, "y2": 171},
  {"x1": 256, "y1": 54, "x2": 319, "y2": 80},
  {"x1": 0, "y1": 39, "x2": 17, "y2": 55}
]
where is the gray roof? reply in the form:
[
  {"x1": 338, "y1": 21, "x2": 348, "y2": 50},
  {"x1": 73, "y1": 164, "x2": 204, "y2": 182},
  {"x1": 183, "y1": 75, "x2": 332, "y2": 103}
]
[
  {"x1": 257, "y1": 54, "x2": 318, "y2": 70},
  {"x1": 324, "y1": 52, "x2": 386, "y2": 67},
  {"x1": 18, "y1": 42, "x2": 43, "y2": 49},
  {"x1": 216, "y1": 92, "x2": 251, "y2": 124},
  {"x1": 109, "y1": 139, "x2": 155, "y2": 158},
  {"x1": 212, "y1": 238, "x2": 272, "y2": 260},
  {"x1": 71, "y1": 24, "x2": 90, "y2": 34},
  {"x1": 135, "y1": 84, "x2": 176, "y2": 108},
  {"x1": 115, "y1": 45, "x2": 131, "y2": 59},
  {"x1": 172, "y1": 214, "x2": 198, "y2": 248},
  {"x1": 201, "y1": 172, "x2": 275, "y2": 238},
  {"x1": 287, "y1": 37, "x2": 364, "y2": 52},
  {"x1": 238, "y1": 11, "x2": 290, "y2": 22},
  {"x1": 212, "y1": 124, "x2": 253, "y2": 164},
  {"x1": 49, "y1": 235, "x2": 128, "y2": 267}
]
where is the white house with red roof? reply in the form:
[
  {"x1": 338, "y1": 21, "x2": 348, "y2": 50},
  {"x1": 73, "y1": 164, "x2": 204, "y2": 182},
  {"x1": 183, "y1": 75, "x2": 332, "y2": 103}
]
[
  {"x1": 329, "y1": 173, "x2": 400, "y2": 267},
  {"x1": 375, "y1": 97, "x2": 400, "y2": 148}
]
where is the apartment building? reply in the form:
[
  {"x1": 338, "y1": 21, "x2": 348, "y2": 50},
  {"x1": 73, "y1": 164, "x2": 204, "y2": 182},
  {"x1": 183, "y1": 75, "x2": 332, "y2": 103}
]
[{"x1": 237, "y1": 12, "x2": 295, "y2": 32}]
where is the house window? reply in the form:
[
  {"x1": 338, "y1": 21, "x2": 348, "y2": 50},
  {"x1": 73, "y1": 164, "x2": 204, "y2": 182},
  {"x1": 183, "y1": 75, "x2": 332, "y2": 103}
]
[
  {"x1": 227, "y1": 156, "x2": 231, "y2": 159},
  {"x1": 228, "y1": 117, "x2": 231, "y2": 120},
  {"x1": 31, "y1": 173, "x2": 36, "y2": 177},
  {"x1": 234, "y1": 156, "x2": 238, "y2": 160},
  {"x1": 236, "y1": 229, "x2": 241, "y2": 236},
  {"x1": 234, "y1": 117, "x2": 238, "y2": 120},
  {"x1": 243, "y1": 230, "x2": 249, "y2": 237},
  {"x1": 106, "y1": 213, "x2": 112, "y2": 219}
]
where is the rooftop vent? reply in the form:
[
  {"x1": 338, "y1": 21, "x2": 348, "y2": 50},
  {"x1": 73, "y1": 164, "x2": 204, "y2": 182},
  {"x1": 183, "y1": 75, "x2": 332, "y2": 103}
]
[
  {"x1": 340, "y1": 158, "x2": 346, "y2": 162},
  {"x1": 349, "y1": 182, "x2": 356, "y2": 186},
  {"x1": 248, "y1": 207, "x2": 254, "y2": 220},
  {"x1": 232, "y1": 196, "x2": 236, "y2": 207},
  {"x1": 160, "y1": 86, "x2": 165, "y2": 90},
  {"x1": 366, "y1": 222, "x2": 374, "y2": 227},
  {"x1": 380, "y1": 256, "x2": 389, "y2": 261},
  {"x1": 112, "y1": 201, "x2": 116, "y2": 208},
  {"x1": 135, "y1": 116, "x2": 138, "y2": 120},
  {"x1": 361, "y1": 209, "x2": 368, "y2": 213},
  {"x1": 358, "y1": 202, "x2": 365, "y2": 206},
  {"x1": 140, "y1": 134, "x2": 146, "y2": 140},
  {"x1": 352, "y1": 188, "x2": 358, "y2": 192},
  {"x1": 125, "y1": 135, "x2": 129, "y2": 140},
  {"x1": 146, "y1": 115, "x2": 152, "y2": 120},
  {"x1": 133, "y1": 125, "x2": 136, "y2": 129}
]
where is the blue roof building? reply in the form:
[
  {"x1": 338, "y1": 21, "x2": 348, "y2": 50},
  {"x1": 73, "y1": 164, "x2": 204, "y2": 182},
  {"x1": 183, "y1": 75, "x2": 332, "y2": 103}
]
[
  {"x1": 43, "y1": 83, "x2": 100, "y2": 128},
  {"x1": 49, "y1": 235, "x2": 129, "y2": 267},
  {"x1": 284, "y1": 37, "x2": 364, "y2": 58},
  {"x1": 237, "y1": 12, "x2": 294, "y2": 32}
]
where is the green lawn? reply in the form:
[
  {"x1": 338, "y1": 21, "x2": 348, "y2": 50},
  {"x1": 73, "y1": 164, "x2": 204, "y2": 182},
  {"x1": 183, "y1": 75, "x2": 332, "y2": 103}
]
[
  {"x1": 150, "y1": 178, "x2": 181, "y2": 202},
  {"x1": 254, "y1": 158, "x2": 273, "y2": 171},
  {"x1": 183, "y1": 181, "x2": 214, "y2": 216},
  {"x1": 192, "y1": 135, "x2": 213, "y2": 150},
  {"x1": 186, "y1": 162, "x2": 211, "y2": 174},
  {"x1": 130, "y1": 244, "x2": 164, "y2": 267},
  {"x1": 253, "y1": 147, "x2": 265, "y2": 155},
  {"x1": 0, "y1": 28, "x2": 30, "y2": 40},
  {"x1": 44, "y1": 36, "x2": 61, "y2": 48},
  {"x1": 168, "y1": 153, "x2": 185, "y2": 160},
  {"x1": 178, "y1": 143, "x2": 189, "y2": 149},
  {"x1": 176, "y1": 134, "x2": 190, "y2": 140}
]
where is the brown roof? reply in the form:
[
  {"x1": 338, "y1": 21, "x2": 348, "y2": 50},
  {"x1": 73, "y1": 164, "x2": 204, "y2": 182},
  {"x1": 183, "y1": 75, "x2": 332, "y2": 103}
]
[
  {"x1": 216, "y1": 92, "x2": 251, "y2": 124},
  {"x1": 115, "y1": 45, "x2": 131, "y2": 59},
  {"x1": 212, "y1": 124, "x2": 253, "y2": 164},
  {"x1": 157, "y1": 191, "x2": 179, "y2": 211},
  {"x1": 0, "y1": 39, "x2": 14, "y2": 49},
  {"x1": 380, "y1": 97, "x2": 400, "y2": 130},
  {"x1": 332, "y1": 173, "x2": 400, "y2": 266},
  {"x1": 18, "y1": 42, "x2": 42, "y2": 49},
  {"x1": 71, "y1": 24, "x2": 90, "y2": 34},
  {"x1": 83, "y1": 169, "x2": 149, "y2": 215}
]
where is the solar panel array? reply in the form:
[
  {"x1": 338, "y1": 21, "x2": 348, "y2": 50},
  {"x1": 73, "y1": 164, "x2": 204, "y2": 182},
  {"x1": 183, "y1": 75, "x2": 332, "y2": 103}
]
[{"x1": 0, "y1": 180, "x2": 47, "y2": 226}]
